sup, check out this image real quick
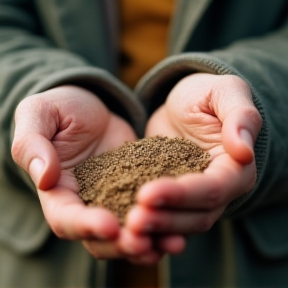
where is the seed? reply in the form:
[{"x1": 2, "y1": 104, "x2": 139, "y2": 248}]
[{"x1": 74, "y1": 136, "x2": 210, "y2": 225}]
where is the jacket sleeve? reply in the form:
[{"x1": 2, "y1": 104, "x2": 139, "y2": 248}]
[
  {"x1": 0, "y1": 2, "x2": 145, "y2": 254},
  {"x1": 136, "y1": 21, "x2": 288, "y2": 217}
]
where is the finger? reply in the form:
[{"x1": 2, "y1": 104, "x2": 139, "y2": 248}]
[
  {"x1": 136, "y1": 176, "x2": 217, "y2": 209},
  {"x1": 12, "y1": 133, "x2": 61, "y2": 190},
  {"x1": 211, "y1": 76, "x2": 262, "y2": 164},
  {"x1": 12, "y1": 96, "x2": 61, "y2": 190},
  {"x1": 136, "y1": 153, "x2": 255, "y2": 210},
  {"x1": 83, "y1": 229, "x2": 152, "y2": 259},
  {"x1": 38, "y1": 185, "x2": 119, "y2": 240},
  {"x1": 222, "y1": 106, "x2": 262, "y2": 164},
  {"x1": 126, "y1": 205, "x2": 224, "y2": 234},
  {"x1": 117, "y1": 228, "x2": 152, "y2": 256},
  {"x1": 82, "y1": 239, "x2": 120, "y2": 259}
]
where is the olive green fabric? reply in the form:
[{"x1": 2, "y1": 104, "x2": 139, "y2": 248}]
[{"x1": 0, "y1": 0, "x2": 288, "y2": 287}]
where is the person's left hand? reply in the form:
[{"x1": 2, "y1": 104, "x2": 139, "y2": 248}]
[{"x1": 125, "y1": 73, "x2": 263, "y2": 255}]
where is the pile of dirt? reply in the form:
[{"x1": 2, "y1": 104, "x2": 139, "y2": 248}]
[{"x1": 74, "y1": 136, "x2": 210, "y2": 224}]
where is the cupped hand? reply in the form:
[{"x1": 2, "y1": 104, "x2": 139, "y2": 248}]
[
  {"x1": 125, "y1": 73, "x2": 263, "y2": 254},
  {"x1": 11, "y1": 85, "x2": 154, "y2": 261}
]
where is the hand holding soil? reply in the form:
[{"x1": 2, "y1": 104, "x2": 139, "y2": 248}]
[{"x1": 74, "y1": 136, "x2": 210, "y2": 224}]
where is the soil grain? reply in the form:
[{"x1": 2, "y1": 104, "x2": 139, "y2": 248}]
[{"x1": 74, "y1": 136, "x2": 210, "y2": 224}]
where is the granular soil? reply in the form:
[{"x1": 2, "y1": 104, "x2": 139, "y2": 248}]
[{"x1": 74, "y1": 136, "x2": 210, "y2": 224}]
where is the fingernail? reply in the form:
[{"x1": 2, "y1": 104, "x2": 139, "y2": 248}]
[
  {"x1": 29, "y1": 158, "x2": 45, "y2": 185},
  {"x1": 239, "y1": 128, "x2": 253, "y2": 148}
]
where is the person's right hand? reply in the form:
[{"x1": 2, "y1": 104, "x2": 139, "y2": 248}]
[
  {"x1": 125, "y1": 73, "x2": 263, "y2": 257},
  {"x1": 11, "y1": 85, "x2": 156, "y2": 262}
]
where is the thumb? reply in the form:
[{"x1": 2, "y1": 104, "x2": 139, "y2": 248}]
[
  {"x1": 221, "y1": 106, "x2": 262, "y2": 164},
  {"x1": 12, "y1": 133, "x2": 61, "y2": 190},
  {"x1": 12, "y1": 96, "x2": 61, "y2": 190}
]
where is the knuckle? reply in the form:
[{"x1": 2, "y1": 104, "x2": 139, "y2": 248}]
[
  {"x1": 222, "y1": 75, "x2": 249, "y2": 90},
  {"x1": 11, "y1": 138, "x2": 22, "y2": 163},
  {"x1": 15, "y1": 95, "x2": 40, "y2": 117},
  {"x1": 245, "y1": 107, "x2": 263, "y2": 129},
  {"x1": 11, "y1": 135, "x2": 30, "y2": 167}
]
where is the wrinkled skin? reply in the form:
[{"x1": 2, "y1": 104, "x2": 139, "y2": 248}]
[
  {"x1": 12, "y1": 85, "x2": 157, "y2": 263},
  {"x1": 12, "y1": 73, "x2": 262, "y2": 264},
  {"x1": 125, "y1": 73, "x2": 262, "y2": 259}
]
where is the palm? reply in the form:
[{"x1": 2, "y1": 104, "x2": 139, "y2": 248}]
[
  {"x1": 146, "y1": 73, "x2": 261, "y2": 164},
  {"x1": 50, "y1": 92, "x2": 136, "y2": 193},
  {"x1": 146, "y1": 97, "x2": 224, "y2": 160},
  {"x1": 145, "y1": 98, "x2": 256, "y2": 201}
]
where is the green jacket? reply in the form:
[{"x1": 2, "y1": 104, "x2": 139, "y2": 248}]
[{"x1": 1, "y1": 0, "x2": 288, "y2": 287}]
